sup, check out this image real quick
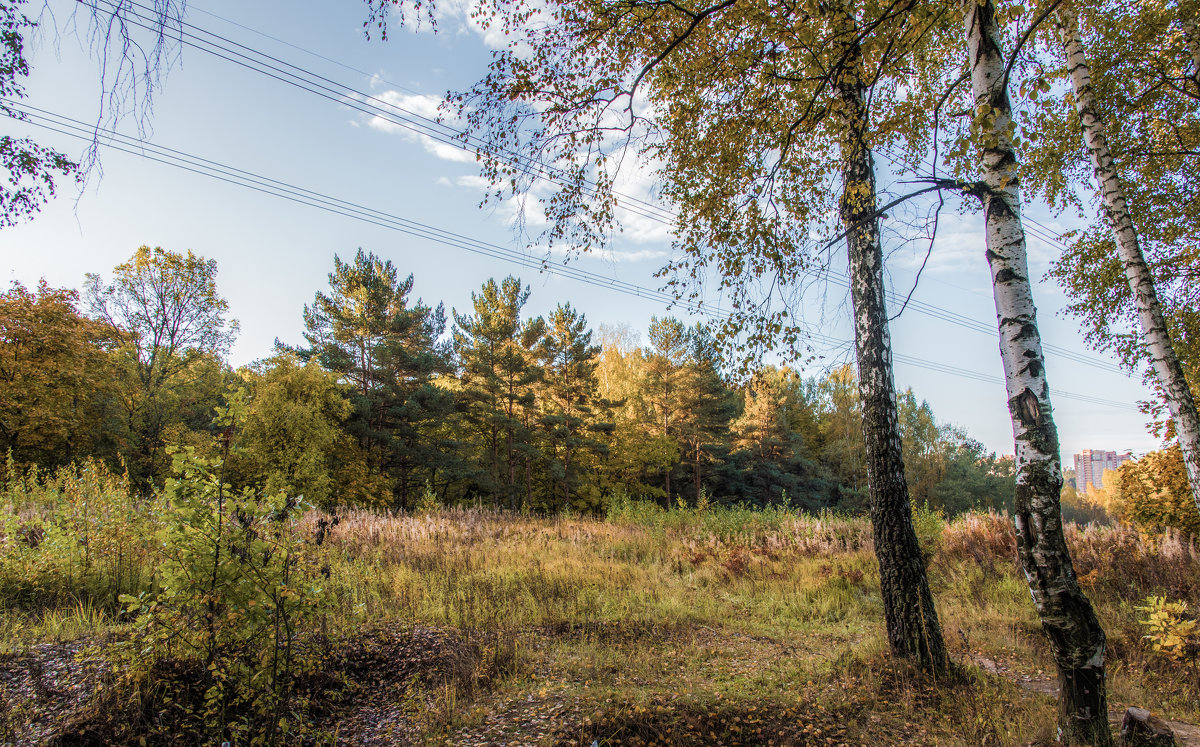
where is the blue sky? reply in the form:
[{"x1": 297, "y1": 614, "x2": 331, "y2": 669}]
[{"x1": 0, "y1": 0, "x2": 1158, "y2": 460}]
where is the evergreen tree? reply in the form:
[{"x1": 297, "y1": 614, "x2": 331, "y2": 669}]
[
  {"x1": 729, "y1": 365, "x2": 828, "y2": 509},
  {"x1": 538, "y1": 303, "x2": 607, "y2": 511},
  {"x1": 454, "y1": 276, "x2": 543, "y2": 507},
  {"x1": 642, "y1": 316, "x2": 689, "y2": 504},
  {"x1": 301, "y1": 249, "x2": 456, "y2": 508},
  {"x1": 678, "y1": 324, "x2": 736, "y2": 505}
]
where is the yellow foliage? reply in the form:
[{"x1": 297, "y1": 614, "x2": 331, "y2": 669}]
[
  {"x1": 1137, "y1": 595, "x2": 1198, "y2": 664},
  {"x1": 1112, "y1": 446, "x2": 1200, "y2": 537}
]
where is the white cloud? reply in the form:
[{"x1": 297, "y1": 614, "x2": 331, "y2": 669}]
[
  {"x1": 455, "y1": 175, "x2": 491, "y2": 189},
  {"x1": 359, "y1": 88, "x2": 479, "y2": 163}
]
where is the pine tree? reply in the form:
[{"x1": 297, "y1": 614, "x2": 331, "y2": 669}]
[
  {"x1": 301, "y1": 249, "x2": 455, "y2": 508},
  {"x1": 538, "y1": 303, "x2": 606, "y2": 511},
  {"x1": 679, "y1": 324, "x2": 736, "y2": 504},
  {"x1": 454, "y1": 276, "x2": 544, "y2": 508},
  {"x1": 642, "y1": 317, "x2": 690, "y2": 504}
]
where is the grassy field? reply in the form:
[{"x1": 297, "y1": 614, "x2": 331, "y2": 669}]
[{"x1": 1, "y1": 469, "x2": 1198, "y2": 745}]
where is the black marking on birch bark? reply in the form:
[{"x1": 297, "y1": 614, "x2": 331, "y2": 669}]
[
  {"x1": 1014, "y1": 387, "x2": 1041, "y2": 427},
  {"x1": 988, "y1": 150, "x2": 1018, "y2": 172},
  {"x1": 994, "y1": 268, "x2": 1022, "y2": 285},
  {"x1": 985, "y1": 196, "x2": 1017, "y2": 222},
  {"x1": 1013, "y1": 323, "x2": 1039, "y2": 341}
]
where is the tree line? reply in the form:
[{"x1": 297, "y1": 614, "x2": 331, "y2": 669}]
[{"x1": 1, "y1": 245, "x2": 1016, "y2": 516}]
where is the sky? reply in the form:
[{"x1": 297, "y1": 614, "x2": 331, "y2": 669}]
[{"x1": 0, "y1": 0, "x2": 1160, "y2": 460}]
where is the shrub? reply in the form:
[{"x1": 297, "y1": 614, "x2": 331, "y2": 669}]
[
  {"x1": 0, "y1": 458, "x2": 155, "y2": 611},
  {"x1": 117, "y1": 410, "x2": 335, "y2": 742},
  {"x1": 1112, "y1": 446, "x2": 1200, "y2": 537},
  {"x1": 1137, "y1": 595, "x2": 1199, "y2": 685}
]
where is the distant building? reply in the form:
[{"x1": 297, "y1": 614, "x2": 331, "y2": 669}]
[{"x1": 1073, "y1": 450, "x2": 1132, "y2": 492}]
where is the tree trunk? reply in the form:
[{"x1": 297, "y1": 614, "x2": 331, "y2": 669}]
[
  {"x1": 964, "y1": 1, "x2": 1111, "y2": 743},
  {"x1": 834, "y1": 25, "x2": 948, "y2": 673},
  {"x1": 1060, "y1": 9, "x2": 1200, "y2": 517},
  {"x1": 564, "y1": 434, "x2": 573, "y2": 509},
  {"x1": 1181, "y1": 0, "x2": 1200, "y2": 92},
  {"x1": 664, "y1": 411, "x2": 672, "y2": 503}
]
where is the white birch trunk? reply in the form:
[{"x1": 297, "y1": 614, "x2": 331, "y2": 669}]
[
  {"x1": 1061, "y1": 10, "x2": 1200, "y2": 517},
  {"x1": 963, "y1": 0, "x2": 1111, "y2": 743}
]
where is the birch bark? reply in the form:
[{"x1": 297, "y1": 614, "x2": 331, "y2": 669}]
[
  {"x1": 1060, "y1": 9, "x2": 1200, "y2": 517},
  {"x1": 1181, "y1": 0, "x2": 1200, "y2": 90},
  {"x1": 835, "y1": 24, "x2": 948, "y2": 672},
  {"x1": 963, "y1": 0, "x2": 1111, "y2": 742}
]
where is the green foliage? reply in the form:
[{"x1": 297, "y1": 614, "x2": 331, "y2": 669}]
[
  {"x1": 537, "y1": 303, "x2": 608, "y2": 512},
  {"x1": 301, "y1": 248, "x2": 457, "y2": 508},
  {"x1": 1024, "y1": 0, "x2": 1200, "y2": 425},
  {"x1": 0, "y1": 458, "x2": 154, "y2": 610},
  {"x1": 118, "y1": 409, "x2": 333, "y2": 742},
  {"x1": 729, "y1": 364, "x2": 828, "y2": 510},
  {"x1": 927, "y1": 435, "x2": 1016, "y2": 517},
  {"x1": 5, "y1": 251, "x2": 1018, "y2": 521},
  {"x1": 910, "y1": 503, "x2": 945, "y2": 566},
  {"x1": 453, "y1": 275, "x2": 545, "y2": 508},
  {"x1": 84, "y1": 246, "x2": 238, "y2": 490},
  {"x1": 233, "y1": 352, "x2": 353, "y2": 508}
]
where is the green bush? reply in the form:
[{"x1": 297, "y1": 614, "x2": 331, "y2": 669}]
[{"x1": 118, "y1": 424, "x2": 334, "y2": 742}]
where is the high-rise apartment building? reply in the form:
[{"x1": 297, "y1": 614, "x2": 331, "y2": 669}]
[{"x1": 1073, "y1": 449, "x2": 1132, "y2": 492}]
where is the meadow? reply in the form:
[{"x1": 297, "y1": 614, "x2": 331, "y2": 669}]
[{"x1": 1, "y1": 464, "x2": 1198, "y2": 745}]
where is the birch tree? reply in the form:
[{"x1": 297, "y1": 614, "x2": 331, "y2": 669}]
[
  {"x1": 447, "y1": 0, "x2": 953, "y2": 670},
  {"x1": 960, "y1": 0, "x2": 1110, "y2": 740},
  {"x1": 1032, "y1": 2, "x2": 1200, "y2": 515}
]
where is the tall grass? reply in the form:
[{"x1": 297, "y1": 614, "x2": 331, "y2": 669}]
[
  {"x1": 3, "y1": 473, "x2": 1198, "y2": 742},
  {"x1": 0, "y1": 460, "x2": 158, "y2": 643}
]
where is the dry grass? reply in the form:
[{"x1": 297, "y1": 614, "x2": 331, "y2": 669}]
[{"x1": 3, "y1": 494, "x2": 1198, "y2": 744}]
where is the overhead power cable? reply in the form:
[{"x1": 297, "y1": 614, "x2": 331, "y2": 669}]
[
  {"x1": 0, "y1": 103, "x2": 1141, "y2": 412},
  {"x1": 82, "y1": 0, "x2": 1128, "y2": 378}
]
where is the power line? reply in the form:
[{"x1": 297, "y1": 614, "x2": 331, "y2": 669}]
[
  {"x1": 87, "y1": 0, "x2": 679, "y2": 226},
  {"x1": 0, "y1": 103, "x2": 1141, "y2": 412},
  {"x1": 5, "y1": 101, "x2": 714, "y2": 314},
  {"x1": 84, "y1": 0, "x2": 1130, "y2": 378},
  {"x1": 872, "y1": 147, "x2": 1130, "y2": 375}
]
